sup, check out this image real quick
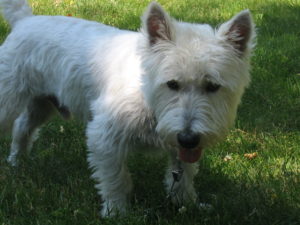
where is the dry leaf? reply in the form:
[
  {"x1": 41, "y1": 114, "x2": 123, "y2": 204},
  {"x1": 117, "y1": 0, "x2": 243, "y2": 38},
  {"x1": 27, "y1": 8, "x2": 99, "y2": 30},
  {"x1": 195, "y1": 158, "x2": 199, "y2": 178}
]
[
  {"x1": 224, "y1": 154, "x2": 233, "y2": 161},
  {"x1": 244, "y1": 152, "x2": 258, "y2": 159}
]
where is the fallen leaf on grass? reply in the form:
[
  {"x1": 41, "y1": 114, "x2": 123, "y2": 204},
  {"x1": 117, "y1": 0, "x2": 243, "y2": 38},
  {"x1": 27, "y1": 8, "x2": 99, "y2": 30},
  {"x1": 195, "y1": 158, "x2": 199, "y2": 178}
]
[
  {"x1": 60, "y1": 125, "x2": 64, "y2": 133},
  {"x1": 244, "y1": 152, "x2": 258, "y2": 160},
  {"x1": 223, "y1": 154, "x2": 233, "y2": 162}
]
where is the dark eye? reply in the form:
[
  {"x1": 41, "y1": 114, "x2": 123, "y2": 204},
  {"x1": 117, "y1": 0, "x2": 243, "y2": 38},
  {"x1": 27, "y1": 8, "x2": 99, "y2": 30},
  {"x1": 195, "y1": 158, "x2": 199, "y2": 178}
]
[
  {"x1": 166, "y1": 80, "x2": 180, "y2": 91},
  {"x1": 205, "y1": 82, "x2": 221, "y2": 93}
]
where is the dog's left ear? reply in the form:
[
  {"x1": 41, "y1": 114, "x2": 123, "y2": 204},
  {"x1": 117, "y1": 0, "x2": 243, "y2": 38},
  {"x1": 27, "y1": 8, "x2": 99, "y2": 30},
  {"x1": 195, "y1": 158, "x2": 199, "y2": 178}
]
[
  {"x1": 217, "y1": 10, "x2": 255, "y2": 56},
  {"x1": 142, "y1": 2, "x2": 174, "y2": 46}
]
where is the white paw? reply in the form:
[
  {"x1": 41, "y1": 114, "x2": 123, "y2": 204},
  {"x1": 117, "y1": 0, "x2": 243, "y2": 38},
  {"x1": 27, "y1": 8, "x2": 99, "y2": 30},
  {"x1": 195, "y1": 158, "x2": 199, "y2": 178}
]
[
  {"x1": 198, "y1": 202, "x2": 214, "y2": 212},
  {"x1": 100, "y1": 199, "x2": 128, "y2": 217},
  {"x1": 7, "y1": 154, "x2": 18, "y2": 167}
]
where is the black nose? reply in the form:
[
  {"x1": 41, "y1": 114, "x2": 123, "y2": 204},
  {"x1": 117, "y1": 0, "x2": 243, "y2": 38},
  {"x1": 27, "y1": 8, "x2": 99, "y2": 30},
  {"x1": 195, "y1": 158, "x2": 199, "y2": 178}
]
[{"x1": 177, "y1": 131, "x2": 200, "y2": 149}]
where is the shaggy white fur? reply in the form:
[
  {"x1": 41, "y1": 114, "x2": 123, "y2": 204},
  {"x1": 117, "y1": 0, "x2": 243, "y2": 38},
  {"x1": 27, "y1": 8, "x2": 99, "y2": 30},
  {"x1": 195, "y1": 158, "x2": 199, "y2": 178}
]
[{"x1": 0, "y1": 0, "x2": 255, "y2": 216}]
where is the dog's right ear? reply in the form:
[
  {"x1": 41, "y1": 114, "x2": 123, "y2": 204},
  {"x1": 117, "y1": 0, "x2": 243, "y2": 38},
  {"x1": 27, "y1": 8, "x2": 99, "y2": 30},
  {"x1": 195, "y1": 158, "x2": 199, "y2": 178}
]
[{"x1": 142, "y1": 2, "x2": 174, "y2": 46}]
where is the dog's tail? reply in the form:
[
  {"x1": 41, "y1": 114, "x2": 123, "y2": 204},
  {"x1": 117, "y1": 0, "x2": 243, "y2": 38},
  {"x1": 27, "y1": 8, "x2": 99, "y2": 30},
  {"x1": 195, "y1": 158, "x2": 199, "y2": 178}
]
[{"x1": 0, "y1": 0, "x2": 32, "y2": 27}]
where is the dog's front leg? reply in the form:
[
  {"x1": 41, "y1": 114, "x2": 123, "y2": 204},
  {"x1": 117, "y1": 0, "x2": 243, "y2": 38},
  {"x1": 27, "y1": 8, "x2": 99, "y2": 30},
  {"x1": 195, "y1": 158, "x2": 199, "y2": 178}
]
[
  {"x1": 164, "y1": 152, "x2": 199, "y2": 206},
  {"x1": 86, "y1": 118, "x2": 132, "y2": 217}
]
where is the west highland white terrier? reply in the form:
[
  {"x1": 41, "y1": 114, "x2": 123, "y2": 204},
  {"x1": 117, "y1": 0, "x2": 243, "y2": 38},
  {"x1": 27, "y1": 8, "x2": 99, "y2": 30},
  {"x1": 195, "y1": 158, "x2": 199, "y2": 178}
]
[{"x1": 0, "y1": 0, "x2": 255, "y2": 216}]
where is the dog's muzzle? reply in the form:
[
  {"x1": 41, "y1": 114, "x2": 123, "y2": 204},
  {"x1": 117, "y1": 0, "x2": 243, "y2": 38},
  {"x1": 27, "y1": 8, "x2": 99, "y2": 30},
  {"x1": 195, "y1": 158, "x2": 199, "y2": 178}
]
[{"x1": 177, "y1": 131, "x2": 202, "y2": 163}]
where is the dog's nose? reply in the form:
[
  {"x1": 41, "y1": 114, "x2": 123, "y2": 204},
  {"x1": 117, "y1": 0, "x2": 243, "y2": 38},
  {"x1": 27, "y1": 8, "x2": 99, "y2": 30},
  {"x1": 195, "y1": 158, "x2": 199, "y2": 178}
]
[{"x1": 177, "y1": 131, "x2": 200, "y2": 149}]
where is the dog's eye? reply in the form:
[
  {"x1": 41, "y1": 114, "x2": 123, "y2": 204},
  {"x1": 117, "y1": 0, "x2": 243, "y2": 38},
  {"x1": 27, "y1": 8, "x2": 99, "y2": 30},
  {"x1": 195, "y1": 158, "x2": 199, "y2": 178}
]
[
  {"x1": 205, "y1": 82, "x2": 221, "y2": 93},
  {"x1": 166, "y1": 80, "x2": 180, "y2": 91}
]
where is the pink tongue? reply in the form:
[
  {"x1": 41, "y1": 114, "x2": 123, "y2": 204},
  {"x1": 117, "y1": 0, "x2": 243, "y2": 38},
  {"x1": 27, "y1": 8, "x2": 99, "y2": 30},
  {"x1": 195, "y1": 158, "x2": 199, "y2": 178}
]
[{"x1": 179, "y1": 148, "x2": 202, "y2": 163}]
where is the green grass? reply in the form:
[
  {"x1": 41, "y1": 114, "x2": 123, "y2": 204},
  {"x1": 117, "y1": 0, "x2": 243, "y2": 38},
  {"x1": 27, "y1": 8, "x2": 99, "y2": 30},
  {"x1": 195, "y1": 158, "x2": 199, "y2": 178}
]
[{"x1": 1, "y1": 0, "x2": 300, "y2": 224}]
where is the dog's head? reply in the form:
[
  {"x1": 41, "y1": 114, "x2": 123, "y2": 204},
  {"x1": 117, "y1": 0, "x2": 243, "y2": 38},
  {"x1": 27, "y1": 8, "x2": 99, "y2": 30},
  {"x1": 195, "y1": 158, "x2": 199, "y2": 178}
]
[{"x1": 140, "y1": 2, "x2": 255, "y2": 163}]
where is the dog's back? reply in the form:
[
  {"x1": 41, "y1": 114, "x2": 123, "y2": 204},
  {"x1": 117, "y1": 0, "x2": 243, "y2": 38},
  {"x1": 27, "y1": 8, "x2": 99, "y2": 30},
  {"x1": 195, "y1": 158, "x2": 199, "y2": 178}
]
[{"x1": 0, "y1": 0, "x2": 142, "y2": 128}]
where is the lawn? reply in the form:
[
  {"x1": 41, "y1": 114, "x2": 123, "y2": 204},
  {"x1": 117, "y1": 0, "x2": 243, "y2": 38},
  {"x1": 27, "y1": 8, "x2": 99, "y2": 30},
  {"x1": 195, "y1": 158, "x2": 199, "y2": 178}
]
[{"x1": 0, "y1": 0, "x2": 299, "y2": 224}]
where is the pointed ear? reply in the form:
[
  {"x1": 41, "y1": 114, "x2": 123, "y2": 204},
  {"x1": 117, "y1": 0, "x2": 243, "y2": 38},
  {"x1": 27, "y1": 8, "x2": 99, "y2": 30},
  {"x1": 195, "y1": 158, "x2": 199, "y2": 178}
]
[
  {"x1": 142, "y1": 2, "x2": 174, "y2": 45},
  {"x1": 217, "y1": 10, "x2": 255, "y2": 55}
]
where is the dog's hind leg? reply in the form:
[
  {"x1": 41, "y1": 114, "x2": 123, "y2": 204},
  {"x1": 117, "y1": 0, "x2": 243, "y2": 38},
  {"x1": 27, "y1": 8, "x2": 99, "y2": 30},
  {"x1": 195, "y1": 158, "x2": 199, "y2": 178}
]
[
  {"x1": 0, "y1": 81, "x2": 27, "y2": 135},
  {"x1": 0, "y1": 52, "x2": 32, "y2": 134},
  {"x1": 7, "y1": 96, "x2": 59, "y2": 166}
]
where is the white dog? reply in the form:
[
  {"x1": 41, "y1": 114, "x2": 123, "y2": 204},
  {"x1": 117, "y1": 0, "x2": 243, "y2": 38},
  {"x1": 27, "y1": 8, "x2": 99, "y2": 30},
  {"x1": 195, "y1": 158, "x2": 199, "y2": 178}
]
[{"x1": 0, "y1": 0, "x2": 255, "y2": 216}]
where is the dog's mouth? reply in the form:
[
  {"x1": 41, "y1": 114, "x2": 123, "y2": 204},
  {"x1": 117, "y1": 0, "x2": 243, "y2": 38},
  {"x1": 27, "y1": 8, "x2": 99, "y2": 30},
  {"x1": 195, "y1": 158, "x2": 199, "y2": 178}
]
[{"x1": 179, "y1": 147, "x2": 203, "y2": 163}]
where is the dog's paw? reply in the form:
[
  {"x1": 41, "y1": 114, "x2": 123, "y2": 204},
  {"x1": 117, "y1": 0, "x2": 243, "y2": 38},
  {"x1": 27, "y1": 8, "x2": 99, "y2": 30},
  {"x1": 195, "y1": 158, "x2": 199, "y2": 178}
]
[
  {"x1": 100, "y1": 200, "x2": 128, "y2": 217},
  {"x1": 7, "y1": 154, "x2": 18, "y2": 167},
  {"x1": 198, "y1": 202, "x2": 214, "y2": 212},
  {"x1": 167, "y1": 184, "x2": 197, "y2": 207}
]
